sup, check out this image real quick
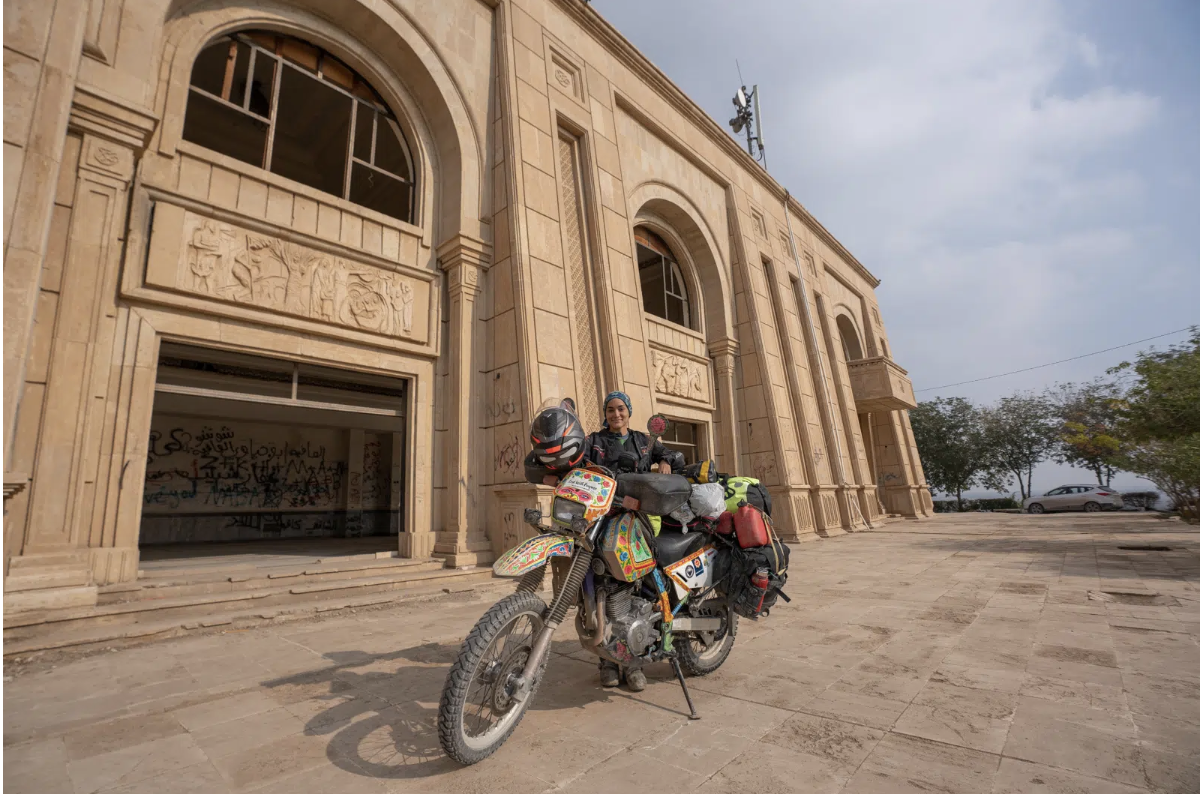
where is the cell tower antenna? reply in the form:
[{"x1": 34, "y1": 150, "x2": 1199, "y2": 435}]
[{"x1": 727, "y1": 66, "x2": 765, "y2": 168}]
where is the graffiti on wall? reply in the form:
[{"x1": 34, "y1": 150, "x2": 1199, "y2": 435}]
[
  {"x1": 360, "y1": 434, "x2": 389, "y2": 510},
  {"x1": 143, "y1": 421, "x2": 348, "y2": 511}
]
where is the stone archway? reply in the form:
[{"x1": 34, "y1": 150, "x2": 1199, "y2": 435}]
[
  {"x1": 157, "y1": 0, "x2": 485, "y2": 248},
  {"x1": 627, "y1": 181, "x2": 739, "y2": 468}
]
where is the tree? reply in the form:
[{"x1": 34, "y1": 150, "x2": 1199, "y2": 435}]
[
  {"x1": 1049, "y1": 380, "x2": 1125, "y2": 486},
  {"x1": 1111, "y1": 329, "x2": 1200, "y2": 521},
  {"x1": 909, "y1": 397, "x2": 990, "y2": 511},
  {"x1": 980, "y1": 392, "x2": 1058, "y2": 501}
]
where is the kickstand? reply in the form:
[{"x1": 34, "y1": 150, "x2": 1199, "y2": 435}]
[{"x1": 670, "y1": 656, "x2": 701, "y2": 720}]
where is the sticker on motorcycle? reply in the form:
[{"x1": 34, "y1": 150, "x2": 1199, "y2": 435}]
[
  {"x1": 555, "y1": 469, "x2": 616, "y2": 523},
  {"x1": 492, "y1": 533, "x2": 574, "y2": 577},
  {"x1": 664, "y1": 546, "x2": 717, "y2": 596}
]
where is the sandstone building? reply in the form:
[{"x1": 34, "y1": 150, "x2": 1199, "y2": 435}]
[{"x1": 3, "y1": 0, "x2": 932, "y2": 621}]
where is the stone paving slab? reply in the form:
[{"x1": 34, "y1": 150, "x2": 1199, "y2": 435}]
[{"x1": 5, "y1": 513, "x2": 1199, "y2": 793}]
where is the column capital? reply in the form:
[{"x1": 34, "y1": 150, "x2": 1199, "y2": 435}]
[
  {"x1": 437, "y1": 233, "x2": 493, "y2": 272},
  {"x1": 437, "y1": 234, "x2": 492, "y2": 299},
  {"x1": 707, "y1": 338, "x2": 739, "y2": 363},
  {"x1": 69, "y1": 86, "x2": 158, "y2": 183}
]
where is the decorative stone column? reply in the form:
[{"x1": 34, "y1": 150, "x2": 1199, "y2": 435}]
[
  {"x1": 435, "y1": 235, "x2": 494, "y2": 567},
  {"x1": 707, "y1": 339, "x2": 741, "y2": 468}
]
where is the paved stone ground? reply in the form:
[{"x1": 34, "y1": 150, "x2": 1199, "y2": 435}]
[{"x1": 5, "y1": 513, "x2": 1200, "y2": 794}]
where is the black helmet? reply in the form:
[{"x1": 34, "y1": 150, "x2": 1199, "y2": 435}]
[{"x1": 529, "y1": 406, "x2": 585, "y2": 471}]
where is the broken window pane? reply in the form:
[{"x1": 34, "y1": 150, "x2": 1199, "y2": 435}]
[
  {"x1": 248, "y1": 50, "x2": 276, "y2": 118},
  {"x1": 374, "y1": 118, "x2": 411, "y2": 181},
  {"x1": 353, "y1": 105, "x2": 374, "y2": 162},
  {"x1": 227, "y1": 40, "x2": 252, "y2": 106},
  {"x1": 182, "y1": 91, "x2": 268, "y2": 169},
  {"x1": 190, "y1": 38, "x2": 233, "y2": 98},
  {"x1": 269, "y1": 64, "x2": 352, "y2": 198},
  {"x1": 349, "y1": 163, "x2": 409, "y2": 221}
]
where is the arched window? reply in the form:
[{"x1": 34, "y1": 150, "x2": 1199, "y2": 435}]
[
  {"x1": 183, "y1": 31, "x2": 416, "y2": 223},
  {"x1": 836, "y1": 314, "x2": 865, "y2": 361},
  {"x1": 635, "y1": 227, "x2": 691, "y2": 329}
]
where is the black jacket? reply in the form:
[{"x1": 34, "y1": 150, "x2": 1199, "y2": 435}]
[{"x1": 581, "y1": 429, "x2": 684, "y2": 475}]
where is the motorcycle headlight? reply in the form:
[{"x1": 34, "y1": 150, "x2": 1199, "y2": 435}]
[{"x1": 552, "y1": 497, "x2": 587, "y2": 528}]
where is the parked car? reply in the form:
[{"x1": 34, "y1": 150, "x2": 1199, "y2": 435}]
[{"x1": 1024, "y1": 485, "x2": 1125, "y2": 514}]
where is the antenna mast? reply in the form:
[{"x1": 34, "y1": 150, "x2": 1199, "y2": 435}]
[{"x1": 728, "y1": 73, "x2": 765, "y2": 167}]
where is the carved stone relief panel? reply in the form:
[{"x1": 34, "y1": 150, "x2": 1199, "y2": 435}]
[
  {"x1": 149, "y1": 209, "x2": 429, "y2": 344},
  {"x1": 650, "y1": 350, "x2": 709, "y2": 403}
]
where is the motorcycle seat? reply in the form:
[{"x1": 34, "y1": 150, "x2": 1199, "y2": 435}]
[{"x1": 654, "y1": 530, "x2": 708, "y2": 567}]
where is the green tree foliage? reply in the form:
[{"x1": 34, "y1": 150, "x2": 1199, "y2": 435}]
[
  {"x1": 1049, "y1": 380, "x2": 1125, "y2": 487},
  {"x1": 1111, "y1": 329, "x2": 1200, "y2": 520},
  {"x1": 909, "y1": 397, "x2": 989, "y2": 511},
  {"x1": 979, "y1": 393, "x2": 1058, "y2": 501}
]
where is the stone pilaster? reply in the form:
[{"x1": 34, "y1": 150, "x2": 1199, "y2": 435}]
[
  {"x1": 435, "y1": 234, "x2": 494, "y2": 566},
  {"x1": 707, "y1": 339, "x2": 741, "y2": 469}
]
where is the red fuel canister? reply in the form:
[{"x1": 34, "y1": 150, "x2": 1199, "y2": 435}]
[{"x1": 733, "y1": 503, "x2": 769, "y2": 548}]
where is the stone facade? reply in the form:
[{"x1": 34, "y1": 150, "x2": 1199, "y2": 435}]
[{"x1": 2, "y1": 0, "x2": 932, "y2": 612}]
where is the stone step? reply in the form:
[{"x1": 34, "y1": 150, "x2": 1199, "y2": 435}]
[
  {"x1": 7, "y1": 551, "x2": 90, "y2": 570},
  {"x1": 98, "y1": 558, "x2": 442, "y2": 604},
  {"x1": 135, "y1": 549, "x2": 402, "y2": 581},
  {"x1": 3, "y1": 574, "x2": 526, "y2": 657},
  {"x1": 3, "y1": 566, "x2": 496, "y2": 642},
  {"x1": 3, "y1": 585, "x2": 98, "y2": 615},
  {"x1": 5, "y1": 567, "x2": 93, "y2": 593}
]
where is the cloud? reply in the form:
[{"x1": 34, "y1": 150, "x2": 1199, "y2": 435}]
[{"x1": 594, "y1": 0, "x2": 1196, "y2": 491}]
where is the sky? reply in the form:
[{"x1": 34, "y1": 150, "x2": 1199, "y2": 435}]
[{"x1": 592, "y1": 0, "x2": 1200, "y2": 498}]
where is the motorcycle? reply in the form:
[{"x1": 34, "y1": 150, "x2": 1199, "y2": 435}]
[{"x1": 437, "y1": 412, "x2": 776, "y2": 765}]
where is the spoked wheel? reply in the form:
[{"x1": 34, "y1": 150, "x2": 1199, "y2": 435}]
[
  {"x1": 677, "y1": 594, "x2": 737, "y2": 676},
  {"x1": 438, "y1": 591, "x2": 547, "y2": 765}
]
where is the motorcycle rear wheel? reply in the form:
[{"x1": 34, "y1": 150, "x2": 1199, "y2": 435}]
[
  {"x1": 438, "y1": 591, "x2": 547, "y2": 765},
  {"x1": 677, "y1": 597, "x2": 737, "y2": 676}
]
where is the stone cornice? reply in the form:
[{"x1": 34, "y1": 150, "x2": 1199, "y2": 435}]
[
  {"x1": 68, "y1": 85, "x2": 158, "y2": 151},
  {"x1": 551, "y1": 0, "x2": 881, "y2": 289}
]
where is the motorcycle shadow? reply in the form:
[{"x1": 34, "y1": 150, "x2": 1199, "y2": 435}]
[{"x1": 260, "y1": 639, "x2": 624, "y2": 780}]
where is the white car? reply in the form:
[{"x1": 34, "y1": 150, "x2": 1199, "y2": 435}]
[{"x1": 1024, "y1": 485, "x2": 1125, "y2": 514}]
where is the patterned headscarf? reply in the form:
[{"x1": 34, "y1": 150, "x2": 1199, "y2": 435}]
[{"x1": 602, "y1": 391, "x2": 633, "y2": 429}]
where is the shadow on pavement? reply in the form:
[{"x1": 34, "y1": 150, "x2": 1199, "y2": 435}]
[{"x1": 260, "y1": 638, "x2": 617, "y2": 780}]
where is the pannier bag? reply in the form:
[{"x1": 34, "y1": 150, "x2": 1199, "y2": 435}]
[
  {"x1": 684, "y1": 459, "x2": 721, "y2": 484},
  {"x1": 723, "y1": 508, "x2": 790, "y2": 619},
  {"x1": 723, "y1": 477, "x2": 772, "y2": 516}
]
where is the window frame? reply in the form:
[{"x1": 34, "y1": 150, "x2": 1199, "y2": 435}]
[
  {"x1": 635, "y1": 226, "x2": 694, "y2": 331},
  {"x1": 183, "y1": 31, "x2": 417, "y2": 224}
]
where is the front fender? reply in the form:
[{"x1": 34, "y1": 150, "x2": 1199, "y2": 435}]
[{"x1": 493, "y1": 533, "x2": 575, "y2": 578}]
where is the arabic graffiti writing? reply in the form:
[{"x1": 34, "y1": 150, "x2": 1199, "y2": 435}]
[{"x1": 142, "y1": 419, "x2": 348, "y2": 511}]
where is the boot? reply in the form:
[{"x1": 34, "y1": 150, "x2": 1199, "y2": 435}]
[
  {"x1": 599, "y1": 660, "x2": 620, "y2": 687},
  {"x1": 625, "y1": 667, "x2": 646, "y2": 692}
]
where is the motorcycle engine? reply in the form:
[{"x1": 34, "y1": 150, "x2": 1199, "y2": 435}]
[{"x1": 602, "y1": 582, "x2": 660, "y2": 659}]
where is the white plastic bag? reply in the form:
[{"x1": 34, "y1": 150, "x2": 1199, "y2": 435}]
[
  {"x1": 689, "y1": 483, "x2": 726, "y2": 519},
  {"x1": 669, "y1": 503, "x2": 696, "y2": 528}
]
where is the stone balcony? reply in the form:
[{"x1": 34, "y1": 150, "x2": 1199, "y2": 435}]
[{"x1": 846, "y1": 356, "x2": 917, "y2": 412}]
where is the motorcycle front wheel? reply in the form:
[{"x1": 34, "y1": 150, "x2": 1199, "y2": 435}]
[{"x1": 437, "y1": 591, "x2": 547, "y2": 765}]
